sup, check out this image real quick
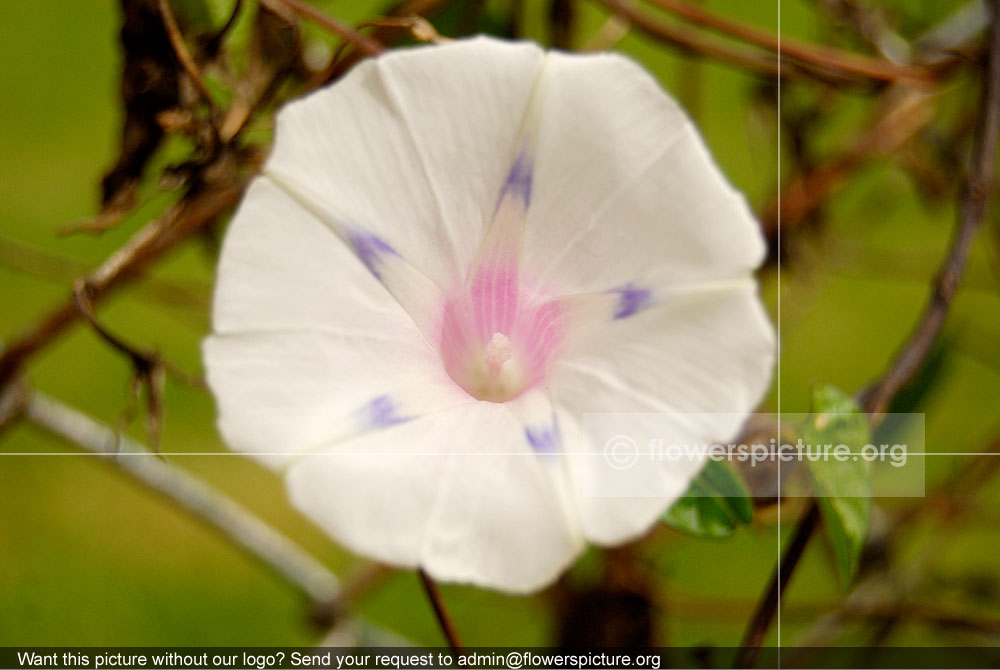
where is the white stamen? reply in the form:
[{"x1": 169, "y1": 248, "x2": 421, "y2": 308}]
[{"x1": 485, "y1": 332, "x2": 513, "y2": 371}]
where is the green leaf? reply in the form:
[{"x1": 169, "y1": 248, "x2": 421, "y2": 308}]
[
  {"x1": 663, "y1": 460, "x2": 753, "y2": 538},
  {"x1": 802, "y1": 384, "x2": 872, "y2": 585}
]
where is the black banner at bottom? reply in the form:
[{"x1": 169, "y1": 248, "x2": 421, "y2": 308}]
[{"x1": 3, "y1": 646, "x2": 999, "y2": 670}]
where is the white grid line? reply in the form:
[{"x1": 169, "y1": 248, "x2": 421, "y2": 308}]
[{"x1": 777, "y1": 0, "x2": 783, "y2": 660}]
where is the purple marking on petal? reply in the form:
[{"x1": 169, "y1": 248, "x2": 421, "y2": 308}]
[
  {"x1": 525, "y1": 415, "x2": 559, "y2": 454},
  {"x1": 359, "y1": 395, "x2": 408, "y2": 428},
  {"x1": 500, "y1": 148, "x2": 533, "y2": 206},
  {"x1": 348, "y1": 230, "x2": 397, "y2": 279},
  {"x1": 612, "y1": 284, "x2": 652, "y2": 319}
]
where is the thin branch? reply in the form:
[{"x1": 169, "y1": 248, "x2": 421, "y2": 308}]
[
  {"x1": 647, "y1": 0, "x2": 936, "y2": 86},
  {"x1": 73, "y1": 280, "x2": 159, "y2": 370},
  {"x1": 812, "y1": 0, "x2": 911, "y2": 63},
  {"x1": 794, "y1": 587, "x2": 1000, "y2": 652},
  {"x1": 0, "y1": 174, "x2": 241, "y2": 387},
  {"x1": 315, "y1": 0, "x2": 458, "y2": 86},
  {"x1": 895, "y1": 433, "x2": 1000, "y2": 528},
  {"x1": 0, "y1": 378, "x2": 29, "y2": 434},
  {"x1": 418, "y1": 568, "x2": 465, "y2": 653},
  {"x1": 262, "y1": 0, "x2": 384, "y2": 57},
  {"x1": 157, "y1": 0, "x2": 216, "y2": 108},
  {"x1": 734, "y1": 502, "x2": 821, "y2": 669},
  {"x1": 371, "y1": 0, "x2": 460, "y2": 37},
  {"x1": 0, "y1": 235, "x2": 210, "y2": 314},
  {"x1": 219, "y1": 2, "x2": 303, "y2": 143},
  {"x1": 761, "y1": 87, "x2": 935, "y2": 245},
  {"x1": 309, "y1": 562, "x2": 395, "y2": 629},
  {"x1": 590, "y1": 0, "x2": 784, "y2": 80},
  {"x1": 914, "y1": 0, "x2": 992, "y2": 61},
  {"x1": 861, "y1": 0, "x2": 1000, "y2": 416},
  {"x1": 357, "y1": 16, "x2": 452, "y2": 45},
  {"x1": 737, "y1": 8, "x2": 1000, "y2": 656},
  {"x1": 847, "y1": 603, "x2": 1000, "y2": 636},
  {"x1": 580, "y1": 11, "x2": 632, "y2": 51},
  {"x1": 793, "y1": 434, "x2": 1000, "y2": 650},
  {"x1": 339, "y1": 563, "x2": 395, "y2": 604},
  {"x1": 763, "y1": 0, "x2": 992, "y2": 251},
  {"x1": 203, "y1": 0, "x2": 244, "y2": 56},
  {"x1": 23, "y1": 390, "x2": 341, "y2": 607}
]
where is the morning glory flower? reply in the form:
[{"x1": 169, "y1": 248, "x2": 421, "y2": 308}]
[{"x1": 204, "y1": 36, "x2": 774, "y2": 593}]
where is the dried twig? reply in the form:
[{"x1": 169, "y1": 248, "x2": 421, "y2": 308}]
[
  {"x1": 761, "y1": 87, "x2": 936, "y2": 245},
  {"x1": 76, "y1": 280, "x2": 168, "y2": 446},
  {"x1": 581, "y1": 11, "x2": 632, "y2": 51},
  {"x1": 814, "y1": 0, "x2": 911, "y2": 62},
  {"x1": 591, "y1": 0, "x2": 784, "y2": 79},
  {"x1": 0, "y1": 378, "x2": 29, "y2": 434},
  {"x1": 737, "y1": 5, "x2": 1000, "y2": 658},
  {"x1": 914, "y1": 0, "x2": 992, "y2": 61},
  {"x1": 157, "y1": 0, "x2": 216, "y2": 108},
  {"x1": 203, "y1": 0, "x2": 244, "y2": 56},
  {"x1": 0, "y1": 236, "x2": 210, "y2": 314},
  {"x1": 72, "y1": 280, "x2": 206, "y2": 446},
  {"x1": 861, "y1": 0, "x2": 1000, "y2": 416},
  {"x1": 648, "y1": 0, "x2": 935, "y2": 86},
  {"x1": 219, "y1": 3, "x2": 302, "y2": 143},
  {"x1": 847, "y1": 602, "x2": 1000, "y2": 635},
  {"x1": 100, "y1": 0, "x2": 182, "y2": 219},
  {"x1": 315, "y1": 0, "x2": 458, "y2": 86},
  {"x1": 262, "y1": 0, "x2": 383, "y2": 56},
  {"x1": 357, "y1": 16, "x2": 452, "y2": 44},
  {"x1": 0, "y1": 170, "x2": 242, "y2": 387}
]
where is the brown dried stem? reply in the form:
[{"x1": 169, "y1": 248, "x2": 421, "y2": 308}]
[
  {"x1": 0, "y1": 172, "x2": 242, "y2": 387},
  {"x1": 761, "y1": 87, "x2": 936, "y2": 244},
  {"x1": 418, "y1": 569, "x2": 465, "y2": 653},
  {"x1": 316, "y1": 0, "x2": 458, "y2": 86},
  {"x1": 734, "y1": 503, "x2": 820, "y2": 668},
  {"x1": 647, "y1": 0, "x2": 936, "y2": 86},
  {"x1": 737, "y1": 3, "x2": 1000, "y2": 659},
  {"x1": 591, "y1": 0, "x2": 784, "y2": 79},
  {"x1": 157, "y1": 0, "x2": 216, "y2": 108},
  {"x1": 262, "y1": 0, "x2": 384, "y2": 56},
  {"x1": 862, "y1": 0, "x2": 1000, "y2": 416}
]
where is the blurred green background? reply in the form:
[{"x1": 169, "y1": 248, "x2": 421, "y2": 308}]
[{"x1": 1, "y1": 0, "x2": 999, "y2": 652}]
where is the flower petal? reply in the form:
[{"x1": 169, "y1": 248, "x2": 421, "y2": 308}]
[
  {"x1": 556, "y1": 407, "x2": 708, "y2": 545},
  {"x1": 556, "y1": 282, "x2": 774, "y2": 426},
  {"x1": 549, "y1": 283, "x2": 775, "y2": 543},
  {"x1": 206, "y1": 177, "x2": 472, "y2": 468},
  {"x1": 545, "y1": 278, "x2": 757, "y2": 347},
  {"x1": 264, "y1": 37, "x2": 545, "y2": 288},
  {"x1": 264, "y1": 171, "x2": 444, "y2": 337},
  {"x1": 204, "y1": 330, "x2": 468, "y2": 468},
  {"x1": 211, "y1": 177, "x2": 427, "y2": 336},
  {"x1": 285, "y1": 399, "x2": 584, "y2": 593},
  {"x1": 522, "y1": 51, "x2": 765, "y2": 294}
]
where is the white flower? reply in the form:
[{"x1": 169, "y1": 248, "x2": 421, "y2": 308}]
[{"x1": 204, "y1": 36, "x2": 774, "y2": 593}]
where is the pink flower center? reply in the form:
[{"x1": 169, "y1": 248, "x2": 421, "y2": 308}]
[{"x1": 440, "y1": 247, "x2": 564, "y2": 403}]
